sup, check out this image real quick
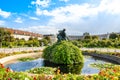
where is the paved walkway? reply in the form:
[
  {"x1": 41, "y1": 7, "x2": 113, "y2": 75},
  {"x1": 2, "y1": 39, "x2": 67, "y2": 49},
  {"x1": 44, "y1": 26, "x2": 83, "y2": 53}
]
[
  {"x1": 81, "y1": 48, "x2": 120, "y2": 53},
  {"x1": 0, "y1": 52, "x2": 42, "y2": 64},
  {"x1": 1, "y1": 47, "x2": 120, "y2": 54},
  {"x1": 0, "y1": 47, "x2": 44, "y2": 53}
]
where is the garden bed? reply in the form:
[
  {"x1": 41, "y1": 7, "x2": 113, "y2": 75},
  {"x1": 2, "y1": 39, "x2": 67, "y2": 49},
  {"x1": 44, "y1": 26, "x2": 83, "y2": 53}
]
[{"x1": 0, "y1": 63, "x2": 120, "y2": 80}]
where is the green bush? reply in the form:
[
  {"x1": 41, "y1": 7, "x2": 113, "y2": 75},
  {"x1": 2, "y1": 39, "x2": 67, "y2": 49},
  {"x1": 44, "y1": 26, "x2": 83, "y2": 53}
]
[
  {"x1": 43, "y1": 41, "x2": 84, "y2": 64},
  {"x1": 27, "y1": 67, "x2": 56, "y2": 75}
]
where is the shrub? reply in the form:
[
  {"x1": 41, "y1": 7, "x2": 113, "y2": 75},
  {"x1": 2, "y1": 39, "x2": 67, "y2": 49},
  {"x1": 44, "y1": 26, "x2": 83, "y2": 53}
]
[
  {"x1": 43, "y1": 41, "x2": 84, "y2": 64},
  {"x1": 27, "y1": 67, "x2": 56, "y2": 75}
]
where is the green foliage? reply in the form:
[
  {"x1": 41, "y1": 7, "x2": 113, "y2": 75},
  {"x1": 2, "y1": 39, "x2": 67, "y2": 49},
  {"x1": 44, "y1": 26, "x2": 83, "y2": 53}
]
[
  {"x1": 84, "y1": 35, "x2": 92, "y2": 40},
  {"x1": 83, "y1": 32, "x2": 90, "y2": 36},
  {"x1": 72, "y1": 38, "x2": 120, "y2": 48},
  {"x1": 0, "y1": 69, "x2": 32, "y2": 79},
  {"x1": 43, "y1": 41, "x2": 84, "y2": 64},
  {"x1": 18, "y1": 57, "x2": 35, "y2": 62},
  {"x1": 27, "y1": 67, "x2": 56, "y2": 75},
  {"x1": 92, "y1": 35, "x2": 99, "y2": 40},
  {"x1": 44, "y1": 36, "x2": 51, "y2": 43},
  {"x1": 109, "y1": 32, "x2": 119, "y2": 39},
  {"x1": 0, "y1": 27, "x2": 42, "y2": 47},
  {"x1": 0, "y1": 27, "x2": 11, "y2": 48},
  {"x1": 0, "y1": 53, "x2": 9, "y2": 58},
  {"x1": 61, "y1": 64, "x2": 84, "y2": 74},
  {"x1": 33, "y1": 40, "x2": 40, "y2": 47},
  {"x1": 17, "y1": 39, "x2": 25, "y2": 46},
  {"x1": 71, "y1": 40, "x2": 83, "y2": 48},
  {"x1": 90, "y1": 63, "x2": 115, "y2": 69},
  {"x1": 41, "y1": 39, "x2": 49, "y2": 46},
  {"x1": 28, "y1": 37, "x2": 34, "y2": 40}
]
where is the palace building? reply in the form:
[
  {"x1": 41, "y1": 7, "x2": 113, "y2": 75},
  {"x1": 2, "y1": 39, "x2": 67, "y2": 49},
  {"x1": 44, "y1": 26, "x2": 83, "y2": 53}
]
[{"x1": 2, "y1": 27, "x2": 43, "y2": 40}]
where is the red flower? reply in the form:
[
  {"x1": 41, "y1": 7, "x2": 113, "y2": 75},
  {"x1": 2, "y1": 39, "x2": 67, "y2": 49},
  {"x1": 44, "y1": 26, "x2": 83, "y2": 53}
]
[
  {"x1": 0, "y1": 63, "x2": 4, "y2": 68},
  {"x1": 7, "y1": 78, "x2": 12, "y2": 80},
  {"x1": 113, "y1": 69, "x2": 116, "y2": 72},
  {"x1": 33, "y1": 76, "x2": 37, "y2": 80},
  {"x1": 6, "y1": 67, "x2": 10, "y2": 72}
]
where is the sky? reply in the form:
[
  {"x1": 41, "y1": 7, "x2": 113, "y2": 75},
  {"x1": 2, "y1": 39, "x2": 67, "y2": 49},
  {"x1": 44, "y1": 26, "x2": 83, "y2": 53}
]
[{"x1": 0, "y1": 0, "x2": 120, "y2": 35}]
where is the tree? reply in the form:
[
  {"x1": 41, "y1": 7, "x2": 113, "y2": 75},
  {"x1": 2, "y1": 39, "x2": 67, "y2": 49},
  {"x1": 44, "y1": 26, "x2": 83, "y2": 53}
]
[
  {"x1": 44, "y1": 36, "x2": 51, "y2": 44},
  {"x1": 44, "y1": 36, "x2": 50, "y2": 41},
  {"x1": 34, "y1": 37, "x2": 38, "y2": 41},
  {"x1": 9, "y1": 36, "x2": 15, "y2": 42},
  {"x1": 0, "y1": 27, "x2": 11, "y2": 47},
  {"x1": 83, "y1": 32, "x2": 90, "y2": 36},
  {"x1": 84, "y1": 35, "x2": 92, "y2": 40},
  {"x1": 41, "y1": 39, "x2": 49, "y2": 46},
  {"x1": 109, "y1": 33, "x2": 119, "y2": 39},
  {"x1": 17, "y1": 38, "x2": 25, "y2": 47},
  {"x1": 92, "y1": 35, "x2": 99, "y2": 40}
]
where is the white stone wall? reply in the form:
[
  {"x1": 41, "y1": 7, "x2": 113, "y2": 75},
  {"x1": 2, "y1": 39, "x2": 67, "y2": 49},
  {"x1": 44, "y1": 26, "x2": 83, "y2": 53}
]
[{"x1": 12, "y1": 34, "x2": 42, "y2": 40}]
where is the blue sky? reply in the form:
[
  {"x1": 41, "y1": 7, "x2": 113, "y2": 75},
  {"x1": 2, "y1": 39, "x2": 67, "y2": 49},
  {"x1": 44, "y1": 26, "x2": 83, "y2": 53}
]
[{"x1": 0, "y1": 0, "x2": 120, "y2": 35}]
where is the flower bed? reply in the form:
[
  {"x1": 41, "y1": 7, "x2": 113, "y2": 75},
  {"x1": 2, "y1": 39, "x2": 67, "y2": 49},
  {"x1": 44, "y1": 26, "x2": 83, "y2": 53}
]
[
  {"x1": 0, "y1": 63, "x2": 32, "y2": 80},
  {"x1": 0, "y1": 63, "x2": 120, "y2": 80}
]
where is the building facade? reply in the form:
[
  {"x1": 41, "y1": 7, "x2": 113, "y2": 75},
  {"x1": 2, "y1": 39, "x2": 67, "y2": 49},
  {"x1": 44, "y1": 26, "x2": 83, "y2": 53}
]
[
  {"x1": 68, "y1": 33, "x2": 110, "y2": 40},
  {"x1": 3, "y1": 27, "x2": 43, "y2": 40}
]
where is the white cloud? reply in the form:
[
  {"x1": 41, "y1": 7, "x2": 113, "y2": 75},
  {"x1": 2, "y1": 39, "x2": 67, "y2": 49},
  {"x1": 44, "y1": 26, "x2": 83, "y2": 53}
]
[
  {"x1": 41, "y1": 0, "x2": 120, "y2": 28},
  {"x1": 14, "y1": 17, "x2": 23, "y2": 23},
  {"x1": 0, "y1": 9, "x2": 11, "y2": 18},
  {"x1": 36, "y1": 8, "x2": 43, "y2": 15},
  {"x1": 31, "y1": 0, "x2": 51, "y2": 15},
  {"x1": 19, "y1": 26, "x2": 57, "y2": 34},
  {"x1": 29, "y1": 0, "x2": 120, "y2": 35},
  {"x1": 35, "y1": 0, "x2": 120, "y2": 19},
  {"x1": 59, "y1": 0, "x2": 69, "y2": 2},
  {"x1": 29, "y1": 16, "x2": 40, "y2": 20},
  {"x1": 41, "y1": 4, "x2": 98, "y2": 24},
  {"x1": 31, "y1": 0, "x2": 51, "y2": 7},
  {"x1": 98, "y1": 0, "x2": 120, "y2": 14},
  {"x1": 0, "y1": 20, "x2": 5, "y2": 25}
]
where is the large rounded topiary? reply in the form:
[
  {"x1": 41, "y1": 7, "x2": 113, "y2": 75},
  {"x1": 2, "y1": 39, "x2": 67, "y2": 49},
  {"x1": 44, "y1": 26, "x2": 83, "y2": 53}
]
[{"x1": 43, "y1": 41, "x2": 84, "y2": 64}]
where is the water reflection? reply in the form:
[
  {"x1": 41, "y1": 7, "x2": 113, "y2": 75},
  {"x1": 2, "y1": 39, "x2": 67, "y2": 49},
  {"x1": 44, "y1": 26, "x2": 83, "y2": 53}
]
[
  {"x1": 44, "y1": 60, "x2": 84, "y2": 74},
  {"x1": 60, "y1": 64, "x2": 84, "y2": 74}
]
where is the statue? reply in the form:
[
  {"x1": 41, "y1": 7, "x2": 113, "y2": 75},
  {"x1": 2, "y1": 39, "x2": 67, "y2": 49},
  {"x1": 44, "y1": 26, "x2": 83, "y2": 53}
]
[{"x1": 57, "y1": 29, "x2": 68, "y2": 42}]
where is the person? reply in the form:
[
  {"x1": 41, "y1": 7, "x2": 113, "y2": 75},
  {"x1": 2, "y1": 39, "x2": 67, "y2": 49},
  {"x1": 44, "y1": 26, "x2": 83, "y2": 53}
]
[{"x1": 57, "y1": 29, "x2": 68, "y2": 42}]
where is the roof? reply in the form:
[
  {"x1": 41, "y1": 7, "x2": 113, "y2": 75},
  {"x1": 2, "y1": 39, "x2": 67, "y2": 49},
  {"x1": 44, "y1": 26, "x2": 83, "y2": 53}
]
[{"x1": 2, "y1": 27, "x2": 43, "y2": 37}]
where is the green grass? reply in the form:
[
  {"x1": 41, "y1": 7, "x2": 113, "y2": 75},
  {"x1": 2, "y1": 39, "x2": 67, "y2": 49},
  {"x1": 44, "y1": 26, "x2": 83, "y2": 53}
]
[
  {"x1": 27, "y1": 67, "x2": 56, "y2": 75},
  {"x1": 18, "y1": 57, "x2": 35, "y2": 62},
  {"x1": 90, "y1": 63, "x2": 116, "y2": 69}
]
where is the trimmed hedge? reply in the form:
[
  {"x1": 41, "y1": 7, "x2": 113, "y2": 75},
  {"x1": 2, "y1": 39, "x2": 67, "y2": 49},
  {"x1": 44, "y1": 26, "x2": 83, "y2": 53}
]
[{"x1": 43, "y1": 41, "x2": 84, "y2": 64}]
